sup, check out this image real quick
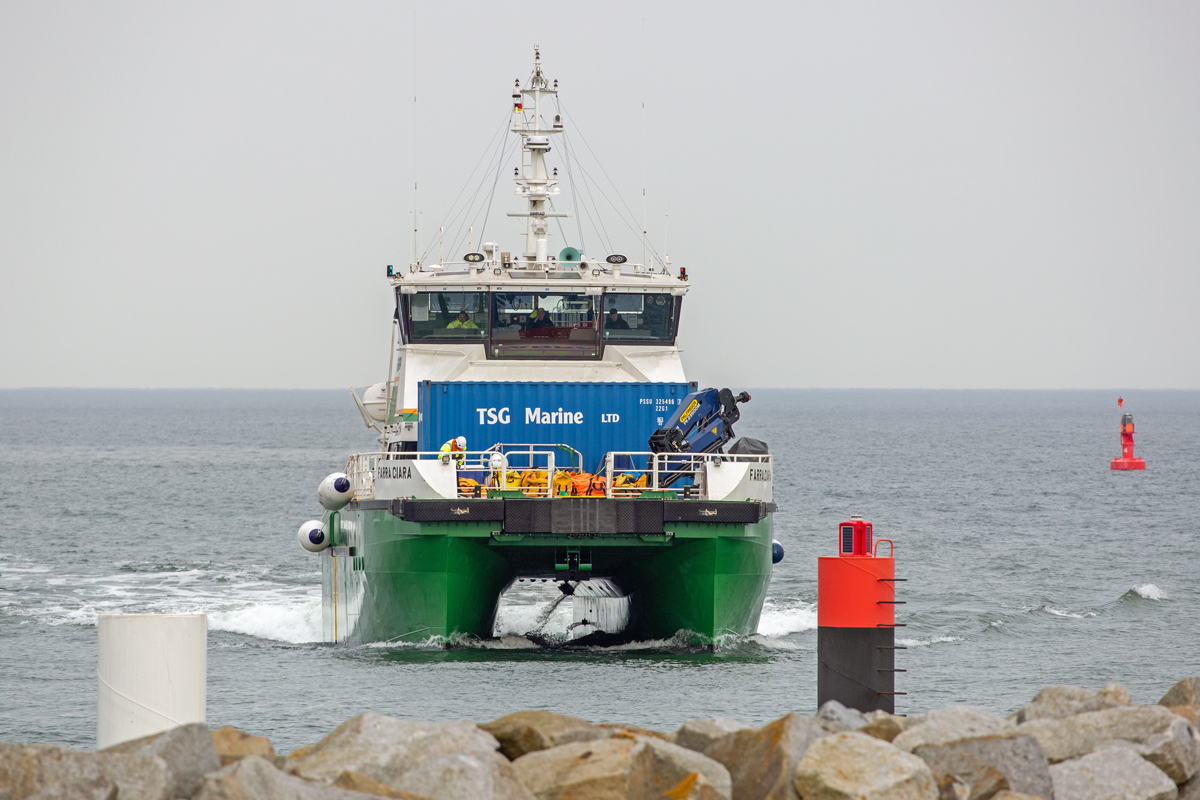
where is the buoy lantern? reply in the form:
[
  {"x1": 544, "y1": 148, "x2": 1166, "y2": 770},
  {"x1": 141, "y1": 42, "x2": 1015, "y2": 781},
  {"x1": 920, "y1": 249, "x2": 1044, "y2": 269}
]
[
  {"x1": 1110, "y1": 397, "x2": 1146, "y2": 470},
  {"x1": 817, "y1": 516, "x2": 905, "y2": 713}
]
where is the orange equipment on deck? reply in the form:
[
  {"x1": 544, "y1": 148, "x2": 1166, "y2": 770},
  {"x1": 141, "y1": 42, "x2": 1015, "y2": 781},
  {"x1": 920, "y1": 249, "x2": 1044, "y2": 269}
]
[{"x1": 1110, "y1": 397, "x2": 1146, "y2": 471}]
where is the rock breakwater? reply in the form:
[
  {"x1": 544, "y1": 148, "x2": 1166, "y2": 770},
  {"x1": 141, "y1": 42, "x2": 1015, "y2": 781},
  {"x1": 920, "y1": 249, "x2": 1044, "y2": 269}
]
[{"x1": 4, "y1": 678, "x2": 1200, "y2": 800}]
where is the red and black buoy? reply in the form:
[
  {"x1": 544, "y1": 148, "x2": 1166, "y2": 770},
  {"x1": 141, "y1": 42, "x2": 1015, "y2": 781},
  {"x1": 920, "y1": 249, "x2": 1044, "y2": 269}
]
[
  {"x1": 1110, "y1": 397, "x2": 1146, "y2": 471},
  {"x1": 817, "y1": 516, "x2": 905, "y2": 713}
]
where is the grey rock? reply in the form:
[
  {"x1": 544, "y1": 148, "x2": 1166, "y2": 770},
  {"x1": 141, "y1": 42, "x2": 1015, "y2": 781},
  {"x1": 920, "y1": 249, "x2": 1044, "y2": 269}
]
[
  {"x1": 388, "y1": 751, "x2": 535, "y2": 800},
  {"x1": 1161, "y1": 679, "x2": 1200, "y2": 709},
  {"x1": 1013, "y1": 687, "x2": 1131, "y2": 725},
  {"x1": 478, "y1": 712, "x2": 607, "y2": 761},
  {"x1": 914, "y1": 734, "x2": 1053, "y2": 800},
  {"x1": 332, "y1": 771, "x2": 432, "y2": 799},
  {"x1": 817, "y1": 701, "x2": 870, "y2": 733},
  {"x1": 893, "y1": 708, "x2": 1013, "y2": 753},
  {"x1": 0, "y1": 743, "x2": 169, "y2": 800},
  {"x1": 1049, "y1": 747, "x2": 1177, "y2": 800},
  {"x1": 1178, "y1": 772, "x2": 1200, "y2": 800},
  {"x1": 194, "y1": 755, "x2": 381, "y2": 800},
  {"x1": 674, "y1": 719, "x2": 751, "y2": 754},
  {"x1": 794, "y1": 732, "x2": 939, "y2": 800},
  {"x1": 703, "y1": 712, "x2": 827, "y2": 800},
  {"x1": 103, "y1": 722, "x2": 220, "y2": 799},
  {"x1": 938, "y1": 774, "x2": 971, "y2": 800},
  {"x1": 1016, "y1": 705, "x2": 1200, "y2": 782},
  {"x1": 512, "y1": 736, "x2": 731, "y2": 800},
  {"x1": 211, "y1": 727, "x2": 276, "y2": 767},
  {"x1": 285, "y1": 712, "x2": 502, "y2": 786},
  {"x1": 862, "y1": 712, "x2": 922, "y2": 744},
  {"x1": 26, "y1": 777, "x2": 117, "y2": 800}
]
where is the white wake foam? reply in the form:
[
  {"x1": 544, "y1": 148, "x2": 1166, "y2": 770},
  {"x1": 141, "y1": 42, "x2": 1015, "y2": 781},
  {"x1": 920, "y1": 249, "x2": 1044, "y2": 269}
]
[
  {"x1": 1, "y1": 556, "x2": 325, "y2": 644},
  {"x1": 207, "y1": 599, "x2": 322, "y2": 644},
  {"x1": 1045, "y1": 608, "x2": 1097, "y2": 619},
  {"x1": 1134, "y1": 583, "x2": 1166, "y2": 600},
  {"x1": 494, "y1": 583, "x2": 574, "y2": 637},
  {"x1": 756, "y1": 599, "x2": 817, "y2": 637},
  {"x1": 897, "y1": 635, "x2": 964, "y2": 647}
]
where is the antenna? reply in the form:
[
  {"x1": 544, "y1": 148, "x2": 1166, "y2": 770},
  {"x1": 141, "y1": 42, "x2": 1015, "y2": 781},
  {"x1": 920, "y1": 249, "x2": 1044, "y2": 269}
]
[
  {"x1": 641, "y1": 17, "x2": 647, "y2": 270},
  {"x1": 664, "y1": 211, "x2": 669, "y2": 273},
  {"x1": 411, "y1": 11, "x2": 418, "y2": 268}
]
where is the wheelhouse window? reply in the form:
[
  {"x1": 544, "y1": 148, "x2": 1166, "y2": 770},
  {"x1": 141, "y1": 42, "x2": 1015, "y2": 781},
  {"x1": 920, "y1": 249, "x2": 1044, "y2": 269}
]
[
  {"x1": 601, "y1": 293, "x2": 679, "y2": 342},
  {"x1": 403, "y1": 292, "x2": 488, "y2": 341},
  {"x1": 490, "y1": 292, "x2": 599, "y2": 359}
]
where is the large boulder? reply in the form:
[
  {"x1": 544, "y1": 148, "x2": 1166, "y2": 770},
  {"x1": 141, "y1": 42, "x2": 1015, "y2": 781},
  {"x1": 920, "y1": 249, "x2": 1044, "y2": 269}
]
[
  {"x1": 703, "y1": 712, "x2": 827, "y2": 800},
  {"x1": 102, "y1": 722, "x2": 221, "y2": 798},
  {"x1": 333, "y1": 771, "x2": 432, "y2": 799},
  {"x1": 912, "y1": 734, "x2": 1053, "y2": 800},
  {"x1": 195, "y1": 755, "x2": 382, "y2": 800},
  {"x1": 1161, "y1": 679, "x2": 1200, "y2": 708},
  {"x1": 893, "y1": 708, "x2": 1012, "y2": 753},
  {"x1": 1160, "y1": 680, "x2": 1200, "y2": 731},
  {"x1": 1016, "y1": 705, "x2": 1200, "y2": 782},
  {"x1": 597, "y1": 724, "x2": 676, "y2": 743},
  {"x1": 285, "y1": 712, "x2": 502, "y2": 785},
  {"x1": 674, "y1": 719, "x2": 752, "y2": 755},
  {"x1": 1170, "y1": 708, "x2": 1200, "y2": 727},
  {"x1": 212, "y1": 726, "x2": 276, "y2": 766},
  {"x1": 1011, "y1": 686, "x2": 1131, "y2": 724},
  {"x1": 1048, "y1": 747, "x2": 1177, "y2": 800},
  {"x1": 511, "y1": 736, "x2": 731, "y2": 800},
  {"x1": 862, "y1": 713, "x2": 924, "y2": 745},
  {"x1": 817, "y1": 701, "x2": 871, "y2": 733},
  {"x1": 383, "y1": 752, "x2": 535, "y2": 800},
  {"x1": 479, "y1": 712, "x2": 608, "y2": 761},
  {"x1": 1179, "y1": 772, "x2": 1200, "y2": 800},
  {"x1": 0, "y1": 743, "x2": 169, "y2": 800},
  {"x1": 26, "y1": 777, "x2": 116, "y2": 800},
  {"x1": 794, "y1": 732, "x2": 938, "y2": 800}
]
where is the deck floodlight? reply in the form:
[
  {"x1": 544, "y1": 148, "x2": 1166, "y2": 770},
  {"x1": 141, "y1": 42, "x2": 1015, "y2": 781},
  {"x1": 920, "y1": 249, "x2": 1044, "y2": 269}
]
[{"x1": 606, "y1": 254, "x2": 627, "y2": 264}]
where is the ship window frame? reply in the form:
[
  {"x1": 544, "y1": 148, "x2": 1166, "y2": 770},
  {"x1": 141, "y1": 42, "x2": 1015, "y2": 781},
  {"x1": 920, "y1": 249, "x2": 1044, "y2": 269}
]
[
  {"x1": 400, "y1": 289, "x2": 491, "y2": 343},
  {"x1": 598, "y1": 292, "x2": 682, "y2": 345},
  {"x1": 486, "y1": 290, "x2": 602, "y2": 361}
]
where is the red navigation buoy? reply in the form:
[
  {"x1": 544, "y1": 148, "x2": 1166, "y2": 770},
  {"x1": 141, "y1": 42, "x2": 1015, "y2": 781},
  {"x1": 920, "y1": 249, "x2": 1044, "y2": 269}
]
[
  {"x1": 1110, "y1": 397, "x2": 1146, "y2": 470},
  {"x1": 817, "y1": 516, "x2": 906, "y2": 713}
]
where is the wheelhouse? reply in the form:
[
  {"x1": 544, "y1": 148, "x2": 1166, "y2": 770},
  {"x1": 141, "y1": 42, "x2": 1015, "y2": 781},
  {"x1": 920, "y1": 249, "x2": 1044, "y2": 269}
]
[{"x1": 398, "y1": 287, "x2": 682, "y2": 359}]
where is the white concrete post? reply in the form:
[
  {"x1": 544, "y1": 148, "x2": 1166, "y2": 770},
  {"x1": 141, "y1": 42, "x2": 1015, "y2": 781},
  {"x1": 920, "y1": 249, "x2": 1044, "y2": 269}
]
[{"x1": 97, "y1": 613, "x2": 207, "y2": 749}]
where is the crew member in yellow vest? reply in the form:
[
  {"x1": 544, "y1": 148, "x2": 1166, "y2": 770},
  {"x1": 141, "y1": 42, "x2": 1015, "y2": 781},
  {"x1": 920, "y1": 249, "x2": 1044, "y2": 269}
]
[
  {"x1": 440, "y1": 435, "x2": 467, "y2": 464},
  {"x1": 447, "y1": 311, "x2": 477, "y2": 329}
]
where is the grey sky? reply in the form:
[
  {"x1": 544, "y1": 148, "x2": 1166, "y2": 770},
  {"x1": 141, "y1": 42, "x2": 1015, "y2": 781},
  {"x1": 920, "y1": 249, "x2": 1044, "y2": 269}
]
[{"x1": 2, "y1": 2, "x2": 1197, "y2": 389}]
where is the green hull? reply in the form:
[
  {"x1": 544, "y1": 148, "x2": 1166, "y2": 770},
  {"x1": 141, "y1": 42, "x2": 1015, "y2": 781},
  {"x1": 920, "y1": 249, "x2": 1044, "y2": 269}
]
[{"x1": 322, "y1": 502, "x2": 773, "y2": 645}]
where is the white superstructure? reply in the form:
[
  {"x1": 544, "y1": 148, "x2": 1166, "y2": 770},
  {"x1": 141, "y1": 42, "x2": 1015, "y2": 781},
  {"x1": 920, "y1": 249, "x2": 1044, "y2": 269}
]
[{"x1": 368, "y1": 51, "x2": 690, "y2": 451}]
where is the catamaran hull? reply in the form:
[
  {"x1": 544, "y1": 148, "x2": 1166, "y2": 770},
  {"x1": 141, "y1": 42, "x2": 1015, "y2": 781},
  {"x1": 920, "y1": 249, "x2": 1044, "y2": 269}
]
[{"x1": 321, "y1": 501, "x2": 773, "y2": 645}]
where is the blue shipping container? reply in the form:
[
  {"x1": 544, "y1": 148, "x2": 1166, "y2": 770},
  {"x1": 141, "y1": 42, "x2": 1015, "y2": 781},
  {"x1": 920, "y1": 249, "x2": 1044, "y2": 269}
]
[{"x1": 417, "y1": 381, "x2": 695, "y2": 472}]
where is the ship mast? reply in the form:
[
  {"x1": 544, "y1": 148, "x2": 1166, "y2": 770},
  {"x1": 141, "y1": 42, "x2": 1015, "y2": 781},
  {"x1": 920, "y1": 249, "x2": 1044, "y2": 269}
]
[{"x1": 507, "y1": 48, "x2": 570, "y2": 268}]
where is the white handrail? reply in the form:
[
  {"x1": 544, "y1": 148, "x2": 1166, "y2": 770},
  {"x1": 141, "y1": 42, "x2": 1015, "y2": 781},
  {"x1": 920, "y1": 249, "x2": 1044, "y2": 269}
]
[{"x1": 346, "y1": 448, "x2": 771, "y2": 501}]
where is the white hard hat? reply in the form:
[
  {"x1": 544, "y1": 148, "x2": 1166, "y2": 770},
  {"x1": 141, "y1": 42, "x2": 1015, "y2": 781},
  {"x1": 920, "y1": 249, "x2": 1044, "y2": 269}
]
[{"x1": 455, "y1": 436, "x2": 467, "y2": 449}]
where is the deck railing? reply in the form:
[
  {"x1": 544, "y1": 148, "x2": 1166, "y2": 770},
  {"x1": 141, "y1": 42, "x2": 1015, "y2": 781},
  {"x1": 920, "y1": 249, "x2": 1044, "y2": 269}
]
[{"x1": 345, "y1": 448, "x2": 771, "y2": 502}]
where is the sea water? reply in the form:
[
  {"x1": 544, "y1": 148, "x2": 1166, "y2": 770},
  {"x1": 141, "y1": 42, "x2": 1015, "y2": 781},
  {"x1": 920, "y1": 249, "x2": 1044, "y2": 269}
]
[{"x1": 1, "y1": 389, "x2": 1197, "y2": 752}]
